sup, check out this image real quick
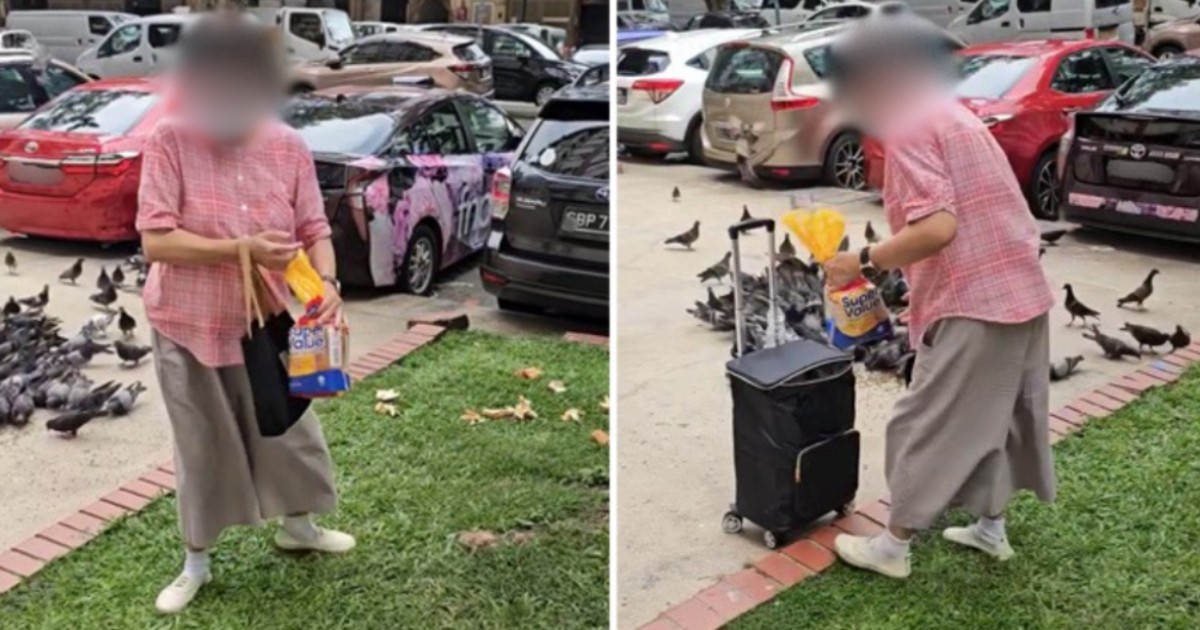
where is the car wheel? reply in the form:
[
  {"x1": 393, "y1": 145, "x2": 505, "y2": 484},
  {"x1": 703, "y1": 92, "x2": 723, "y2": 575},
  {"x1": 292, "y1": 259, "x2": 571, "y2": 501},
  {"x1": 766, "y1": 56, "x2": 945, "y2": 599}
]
[
  {"x1": 685, "y1": 116, "x2": 706, "y2": 165},
  {"x1": 398, "y1": 224, "x2": 440, "y2": 296},
  {"x1": 1028, "y1": 152, "x2": 1060, "y2": 220},
  {"x1": 825, "y1": 132, "x2": 866, "y2": 190},
  {"x1": 1153, "y1": 43, "x2": 1183, "y2": 59},
  {"x1": 534, "y1": 82, "x2": 559, "y2": 107}
]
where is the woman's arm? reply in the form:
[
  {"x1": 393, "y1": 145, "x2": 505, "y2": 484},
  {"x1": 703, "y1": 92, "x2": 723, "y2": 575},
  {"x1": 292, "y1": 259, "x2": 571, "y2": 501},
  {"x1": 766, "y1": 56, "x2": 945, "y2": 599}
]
[
  {"x1": 142, "y1": 229, "x2": 301, "y2": 269},
  {"x1": 867, "y1": 210, "x2": 957, "y2": 271},
  {"x1": 306, "y1": 237, "x2": 335, "y2": 279}
]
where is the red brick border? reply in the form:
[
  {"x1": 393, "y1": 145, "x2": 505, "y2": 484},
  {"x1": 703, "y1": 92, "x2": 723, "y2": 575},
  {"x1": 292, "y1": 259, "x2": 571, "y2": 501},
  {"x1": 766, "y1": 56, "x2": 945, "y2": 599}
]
[
  {"x1": 636, "y1": 347, "x2": 1200, "y2": 629},
  {"x1": 564, "y1": 331, "x2": 609, "y2": 348},
  {"x1": 0, "y1": 324, "x2": 448, "y2": 597}
]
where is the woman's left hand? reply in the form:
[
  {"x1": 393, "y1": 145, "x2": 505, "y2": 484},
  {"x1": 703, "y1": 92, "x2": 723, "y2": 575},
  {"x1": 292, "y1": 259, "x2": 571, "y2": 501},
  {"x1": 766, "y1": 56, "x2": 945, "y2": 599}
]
[
  {"x1": 823, "y1": 251, "x2": 862, "y2": 289},
  {"x1": 313, "y1": 279, "x2": 343, "y2": 325}
]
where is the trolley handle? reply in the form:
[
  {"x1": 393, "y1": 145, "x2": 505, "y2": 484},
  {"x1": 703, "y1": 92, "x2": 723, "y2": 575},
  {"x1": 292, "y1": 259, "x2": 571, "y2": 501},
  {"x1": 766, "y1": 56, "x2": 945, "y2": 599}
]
[{"x1": 728, "y1": 218, "x2": 775, "y2": 240}]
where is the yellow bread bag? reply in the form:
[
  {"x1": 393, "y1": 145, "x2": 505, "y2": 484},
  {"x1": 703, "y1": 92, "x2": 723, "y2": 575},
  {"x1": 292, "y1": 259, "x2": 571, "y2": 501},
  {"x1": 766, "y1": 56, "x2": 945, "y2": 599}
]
[{"x1": 283, "y1": 251, "x2": 351, "y2": 398}]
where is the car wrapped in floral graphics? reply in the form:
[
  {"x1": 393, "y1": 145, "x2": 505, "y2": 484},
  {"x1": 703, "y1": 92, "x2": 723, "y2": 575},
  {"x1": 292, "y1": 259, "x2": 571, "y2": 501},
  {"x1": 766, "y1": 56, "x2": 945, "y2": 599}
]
[{"x1": 282, "y1": 85, "x2": 523, "y2": 293}]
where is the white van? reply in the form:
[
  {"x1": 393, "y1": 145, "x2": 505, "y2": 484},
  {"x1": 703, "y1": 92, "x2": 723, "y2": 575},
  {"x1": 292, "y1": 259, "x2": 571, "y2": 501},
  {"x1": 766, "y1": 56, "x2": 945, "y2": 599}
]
[
  {"x1": 75, "y1": 14, "x2": 194, "y2": 78},
  {"x1": 753, "y1": 0, "x2": 967, "y2": 27},
  {"x1": 6, "y1": 10, "x2": 135, "y2": 64},
  {"x1": 248, "y1": 7, "x2": 355, "y2": 61},
  {"x1": 950, "y1": 0, "x2": 1136, "y2": 44}
]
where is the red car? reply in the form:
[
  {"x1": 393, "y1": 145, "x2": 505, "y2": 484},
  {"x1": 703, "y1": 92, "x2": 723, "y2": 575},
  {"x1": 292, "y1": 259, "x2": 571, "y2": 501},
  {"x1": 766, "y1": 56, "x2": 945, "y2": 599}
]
[
  {"x1": 864, "y1": 40, "x2": 1153, "y2": 219},
  {"x1": 0, "y1": 78, "x2": 166, "y2": 241}
]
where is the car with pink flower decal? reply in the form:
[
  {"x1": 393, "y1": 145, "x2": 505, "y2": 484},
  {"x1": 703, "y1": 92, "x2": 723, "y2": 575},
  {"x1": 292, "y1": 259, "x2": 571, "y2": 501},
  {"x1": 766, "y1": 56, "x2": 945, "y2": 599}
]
[{"x1": 281, "y1": 85, "x2": 523, "y2": 294}]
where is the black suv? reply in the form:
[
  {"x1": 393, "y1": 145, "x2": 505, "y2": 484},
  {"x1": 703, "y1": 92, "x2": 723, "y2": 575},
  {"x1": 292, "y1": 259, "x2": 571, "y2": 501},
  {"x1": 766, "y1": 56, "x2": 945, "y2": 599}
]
[{"x1": 481, "y1": 84, "x2": 609, "y2": 319}]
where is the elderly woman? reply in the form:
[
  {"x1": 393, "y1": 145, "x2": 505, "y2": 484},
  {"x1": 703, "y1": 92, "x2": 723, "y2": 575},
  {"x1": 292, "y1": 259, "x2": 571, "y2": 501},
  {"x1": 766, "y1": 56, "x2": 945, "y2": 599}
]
[
  {"x1": 821, "y1": 14, "x2": 1056, "y2": 578},
  {"x1": 137, "y1": 17, "x2": 353, "y2": 613}
]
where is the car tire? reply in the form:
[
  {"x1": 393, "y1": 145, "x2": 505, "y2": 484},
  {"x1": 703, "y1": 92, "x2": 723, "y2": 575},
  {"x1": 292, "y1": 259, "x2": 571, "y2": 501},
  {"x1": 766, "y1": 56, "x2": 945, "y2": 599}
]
[
  {"x1": 1027, "y1": 151, "x2": 1060, "y2": 220},
  {"x1": 685, "y1": 116, "x2": 706, "y2": 165},
  {"x1": 398, "y1": 224, "x2": 440, "y2": 296},
  {"x1": 534, "y1": 82, "x2": 559, "y2": 107},
  {"x1": 824, "y1": 132, "x2": 866, "y2": 190},
  {"x1": 1153, "y1": 43, "x2": 1184, "y2": 59}
]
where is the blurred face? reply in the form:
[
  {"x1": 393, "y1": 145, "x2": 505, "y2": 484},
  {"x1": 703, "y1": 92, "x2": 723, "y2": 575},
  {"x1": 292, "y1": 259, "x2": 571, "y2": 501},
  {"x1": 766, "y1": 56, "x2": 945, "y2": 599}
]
[
  {"x1": 836, "y1": 58, "x2": 952, "y2": 141},
  {"x1": 179, "y1": 65, "x2": 281, "y2": 145}
]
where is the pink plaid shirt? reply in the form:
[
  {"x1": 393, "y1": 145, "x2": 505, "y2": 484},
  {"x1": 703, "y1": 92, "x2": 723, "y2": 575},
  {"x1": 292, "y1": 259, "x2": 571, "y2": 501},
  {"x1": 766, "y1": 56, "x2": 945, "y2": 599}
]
[
  {"x1": 882, "y1": 98, "x2": 1053, "y2": 348},
  {"x1": 136, "y1": 119, "x2": 331, "y2": 368}
]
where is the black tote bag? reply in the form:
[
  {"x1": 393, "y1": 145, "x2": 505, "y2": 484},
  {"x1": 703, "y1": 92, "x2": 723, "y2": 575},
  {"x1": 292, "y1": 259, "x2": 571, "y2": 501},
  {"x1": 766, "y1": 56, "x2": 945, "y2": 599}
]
[{"x1": 240, "y1": 246, "x2": 310, "y2": 437}]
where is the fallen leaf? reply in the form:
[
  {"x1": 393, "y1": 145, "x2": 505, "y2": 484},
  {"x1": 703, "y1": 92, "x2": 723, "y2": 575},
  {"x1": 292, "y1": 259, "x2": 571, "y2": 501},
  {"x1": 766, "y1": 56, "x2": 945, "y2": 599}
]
[
  {"x1": 590, "y1": 429, "x2": 609, "y2": 447},
  {"x1": 482, "y1": 407, "x2": 515, "y2": 419},
  {"x1": 373, "y1": 402, "x2": 398, "y2": 417},
  {"x1": 547, "y1": 380, "x2": 567, "y2": 394},
  {"x1": 508, "y1": 530, "x2": 536, "y2": 545},
  {"x1": 599, "y1": 396, "x2": 610, "y2": 412},
  {"x1": 512, "y1": 395, "x2": 538, "y2": 421},
  {"x1": 514, "y1": 366, "x2": 543, "y2": 380},
  {"x1": 461, "y1": 409, "x2": 485, "y2": 425},
  {"x1": 375, "y1": 388, "x2": 400, "y2": 402},
  {"x1": 457, "y1": 529, "x2": 499, "y2": 551},
  {"x1": 561, "y1": 408, "x2": 583, "y2": 422}
]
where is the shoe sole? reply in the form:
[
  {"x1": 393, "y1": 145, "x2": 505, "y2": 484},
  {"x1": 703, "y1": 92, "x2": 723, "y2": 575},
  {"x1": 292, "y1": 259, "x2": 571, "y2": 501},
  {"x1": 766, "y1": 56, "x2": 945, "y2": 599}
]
[
  {"x1": 274, "y1": 535, "x2": 356, "y2": 554},
  {"x1": 942, "y1": 530, "x2": 1014, "y2": 561},
  {"x1": 834, "y1": 541, "x2": 911, "y2": 579}
]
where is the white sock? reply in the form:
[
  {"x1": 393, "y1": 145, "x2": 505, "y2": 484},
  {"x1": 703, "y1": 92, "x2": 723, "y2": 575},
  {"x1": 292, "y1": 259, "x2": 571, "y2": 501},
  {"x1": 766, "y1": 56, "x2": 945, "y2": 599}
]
[
  {"x1": 183, "y1": 549, "x2": 209, "y2": 579},
  {"x1": 282, "y1": 515, "x2": 320, "y2": 542},
  {"x1": 870, "y1": 530, "x2": 911, "y2": 560},
  {"x1": 977, "y1": 516, "x2": 1006, "y2": 544}
]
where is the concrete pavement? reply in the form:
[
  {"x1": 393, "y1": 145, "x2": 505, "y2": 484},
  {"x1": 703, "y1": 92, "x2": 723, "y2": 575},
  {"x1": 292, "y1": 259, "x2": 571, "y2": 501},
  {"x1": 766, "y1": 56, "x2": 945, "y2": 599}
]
[{"x1": 614, "y1": 157, "x2": 1200, "y2": 628}]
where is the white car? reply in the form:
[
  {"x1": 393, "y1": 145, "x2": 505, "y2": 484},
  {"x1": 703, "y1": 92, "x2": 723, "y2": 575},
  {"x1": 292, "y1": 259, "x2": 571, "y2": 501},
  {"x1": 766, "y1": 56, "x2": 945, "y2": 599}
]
[
  {"x1": 0, "y1": 30, "x2": 46, "y2": 59},
  {"x1": 75, "y1": 14, "x2": 194, "y2": 78},
  {"x1": 616, "y1": 29, "x2": 764, "y2": 163}
]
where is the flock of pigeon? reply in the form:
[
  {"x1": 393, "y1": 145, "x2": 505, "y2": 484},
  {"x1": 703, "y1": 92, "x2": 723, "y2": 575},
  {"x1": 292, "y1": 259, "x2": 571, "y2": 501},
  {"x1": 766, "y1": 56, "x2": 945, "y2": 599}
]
[
  {"x1": 1, "y1": 250, "x2": 155, "y2": 437},
  {"x1": 671, "y1": 191, "x2": 1193, "y2": 387}
]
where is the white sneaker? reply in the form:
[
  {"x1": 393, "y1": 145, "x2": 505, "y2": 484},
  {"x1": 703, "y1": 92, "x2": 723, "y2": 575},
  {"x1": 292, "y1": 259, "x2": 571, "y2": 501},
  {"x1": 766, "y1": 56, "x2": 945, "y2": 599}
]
[
  {"x1": 155, "y1": 571, "x2": 211, "y2": 614},
  {"x1": 833, "y1": 534, "x2": 911, "y2": 579},
  {"x1": 942, "y1": 524, "x2": 1015, "y2": 561},
  {"x1": 274, "y1": 527, "x2": 356, "y2": 553}
]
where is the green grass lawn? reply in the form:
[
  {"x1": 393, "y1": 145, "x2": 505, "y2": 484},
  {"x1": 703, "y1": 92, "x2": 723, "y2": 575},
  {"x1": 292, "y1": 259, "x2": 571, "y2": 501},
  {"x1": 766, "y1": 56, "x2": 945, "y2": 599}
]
[
  {"x1": 734, "y1": 367, "x2": 1200, "y2": 630},
  {"x1": 0, "y1": 331, "x2": 609, "y2": 630}
]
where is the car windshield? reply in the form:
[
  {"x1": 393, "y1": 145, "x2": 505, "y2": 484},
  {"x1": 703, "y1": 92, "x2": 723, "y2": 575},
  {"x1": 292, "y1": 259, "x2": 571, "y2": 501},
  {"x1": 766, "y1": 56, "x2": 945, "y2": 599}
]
[
  {"x1": 20, "y1": 89, "x2": 157, "y2": 135},
  {"x1": 324, "y1": 11, "x2": 355, "y2": 45},
  {"x1": 955, "y1": 54, "x2": 1036, "y2": 99},
  {"x1": 519, "y1": 120, "x2": 609, "y2": 180},
  {"x1": 1110, "y1": 62, "x2": 1200, "y2": 112},
  {"x1": 513, "y1": 31, "x2": 561, "y2": 60},
  {"x1": 281, "y1": 97, "x2": 400, "y2": 156}
]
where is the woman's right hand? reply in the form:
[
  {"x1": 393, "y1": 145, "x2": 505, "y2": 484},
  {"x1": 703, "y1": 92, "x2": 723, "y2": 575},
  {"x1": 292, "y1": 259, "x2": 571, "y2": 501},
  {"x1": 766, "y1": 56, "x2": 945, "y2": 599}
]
[{"x1": 245, "y1": 231, "x2": 301, "y2": 270}]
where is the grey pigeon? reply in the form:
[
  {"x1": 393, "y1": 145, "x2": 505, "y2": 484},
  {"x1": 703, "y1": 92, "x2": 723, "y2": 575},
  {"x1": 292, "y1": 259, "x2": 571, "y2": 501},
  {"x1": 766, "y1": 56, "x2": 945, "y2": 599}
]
[
  {"x1": 59, "y1": 258, "x2": 84, "y2": 284},
  {"x1": 111, "y1": 265, "x2": 126, "y2": 289},
  {"x1": 1117, "y1": 269, "x2": 1158, "y2": 310},
  {"x1": 865, "y1": 221, "x2": 879, "y2": 244},
  {"x1": 1083, "y1": 325, "x2": 1141, "y2": 361},
  {"x1": 11, "y1": 391, "x2": 34, "y2": 426},
  {"x1": 96, "y1": 266, "x2": 111, "y2": 291},
  {"x1": 1170, "y1": 325, "x2": 1191, "y2": 351},
  {"x1": 672, "y1": 186, "x2": 680, "y2": 202},
  {"x1": 1121, "y1": 322, "x2": 1170, "y2": 353},
  {"x1": 4, "y1": 250, "x2": 15, "y2": 274},
  {"x1": 18, "y1": 284, "x2": 48, "y2": 308},
  {"x1": 46, "y1": 409, "x2": 103, "y2": 437},
  {"x1": 114, "y1": 340, "x2": 152, "y2": 366},
  {"x1": 740, "y1": 205, "x2": 752, "y2": 221},
  {"x1": 1049, "y1": 355, "x2": 1084, "y2": 382},
  {"x1": 117, "y1": 307, "x2": 137, "y2": 339},
  {"x1": 665, "y1": 221, "x2": 700, "y2": 249},
  {"x1": 697, "y1": 252, "x2": 731, "y2": 283},
  {"x1": 104, "y1": 381, "x2": 146, "y2": 416},
  {"x1": 1063, "y1": 284, "x2": 1100, "y2": 326},
  {"x1": 89, "y1": 284, "x2": 118, "y2": 311}
]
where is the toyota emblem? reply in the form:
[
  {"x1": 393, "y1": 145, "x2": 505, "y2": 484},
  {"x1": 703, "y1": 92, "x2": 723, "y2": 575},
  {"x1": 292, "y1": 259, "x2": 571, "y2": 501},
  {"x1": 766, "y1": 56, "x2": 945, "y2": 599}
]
[
  {"x1": 1129, "y1": 144, "x2": 1147, "y2": 160},
  {"x1": 23, "y1": 141, "x2": 37, "y2": 154},
  {"x1": 595, "y1": 187, "x2": 609, "y2": 202}
]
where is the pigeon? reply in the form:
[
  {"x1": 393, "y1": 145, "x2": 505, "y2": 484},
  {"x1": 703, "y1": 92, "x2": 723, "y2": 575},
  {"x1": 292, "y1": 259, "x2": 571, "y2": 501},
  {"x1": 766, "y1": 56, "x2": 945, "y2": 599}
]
[
  {"x1": 10, "y1": 391, "x2": 34, "y2": 426},
  {"x1": 1083, "y1": 325, "x2": 1141, "y2": 360},
  {"x1": 1041, "y1": 229, "x2": 1067, "y2": 245},
  {"x1": 1121, "y1": 323, "x2": 1170, "y2": 353},
  {"x1": 103, "y1": 381, "x2": 146, "y2": 416},
  {"x1": 117, "y1": 307, "x2": 136, "y2": 338},
  {"x1": 1039, "y1": 246, "x2": 1046, "y2": 259},
  {"x1": 4, "y1": 250, "x2": 15, "y2": 274},
  {"x1": 46, "y1": 409, "x2": 103, "y2": 437},
  {"x1": 89, "y1": 284, "x2": 118, "y2": 311},
  {"x1": 18, "y1": 284, "x2": 49, "y2": 309},
  {"x1": 697, "y1": 252, "x2": 731, "y2": 283},
  {"x1": 1117, "y1": 269, "x2": 1158, "y2": 310},
  {"x1": 86, "y1": 312, "x2": 116, "y2": 339},
  {"x1": 3, "y1": 297, "x2": 19, "y2": 318},
  {"x1": 111, "y1": 265, "x2": 125, "y2": 289},
  {"x1": 740, "y1": 205, "x2": 752, "y2": 222},
  {"x1": 838, "y1": 235, "x2": 850, "y2": 252},
  {"x1": 672, "y1": 186, "x2": 681, "y2": 202},
  {"x1": 1062, "y1": 283, "x2": 1100, "y2": 326},
  {"x1": 778, "y1": 234, "x2": 796, "y2": 260},
  {"x1": 96, "y1": 266, "x2": 111, "y2": 291},
  {"x1": 1169, "y1": 325, "x2": 1191, "y2": 351},
  {"x1": 114, "y1": 340, "x2": 152, "y2": 366},
  {"x1": 864, "y1": 221, "x2": 880, "y2": 244},
  {"x1": 1049, "y1": 355, "x2": 1084, "y2": 382},
  {"x1": 665, "y1": 221, "x2": 700, "y2": 249},
  {"x1": 59, "y1": 258, "x2": 84, "y2": 284}
]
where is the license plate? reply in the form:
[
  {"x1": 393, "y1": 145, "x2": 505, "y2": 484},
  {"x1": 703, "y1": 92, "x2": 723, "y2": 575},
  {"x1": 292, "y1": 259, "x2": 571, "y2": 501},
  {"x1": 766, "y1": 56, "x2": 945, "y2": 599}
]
[
  {"x1": 560, "y1": 207, "x2": 609, "y2": 239},
  {"x1": 617, "y1": 88, "x2": 627, "y2": 105}
]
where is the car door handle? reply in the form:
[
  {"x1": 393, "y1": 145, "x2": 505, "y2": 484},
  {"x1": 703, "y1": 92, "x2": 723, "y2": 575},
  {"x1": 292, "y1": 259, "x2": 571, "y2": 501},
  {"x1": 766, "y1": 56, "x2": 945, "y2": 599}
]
[
  {"x1": 1019, "y1": 18, "x2": 1025, "y2": 27},
  {"x1": 1001, "y1": 21, "x2": 1011, "y2": 27},
  {"x1": 133, "y1": 56, "x2": 143, "y2": 62}
]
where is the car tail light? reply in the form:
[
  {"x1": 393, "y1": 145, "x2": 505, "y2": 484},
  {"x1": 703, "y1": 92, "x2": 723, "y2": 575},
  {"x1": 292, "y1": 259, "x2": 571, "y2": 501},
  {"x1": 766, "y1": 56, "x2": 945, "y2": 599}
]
[
  {"x1": 449, "y1": 63, "x2": 477, "y2": 81},
  {"x1": 60, "y1": 151, "x2": 139, "y2": 176},
  {"x1": 631, "y1": 78, "x2": 683, "y2": 104},
  {"x1": 1084, "y1": 28, "x2": 1095, "y2": 39},
  {"x1": 491, "y1": 167, "x2": 512, "y2": 220},
  {"x1": 770, "y1": 58, "x2": 820, "y2": 112}
]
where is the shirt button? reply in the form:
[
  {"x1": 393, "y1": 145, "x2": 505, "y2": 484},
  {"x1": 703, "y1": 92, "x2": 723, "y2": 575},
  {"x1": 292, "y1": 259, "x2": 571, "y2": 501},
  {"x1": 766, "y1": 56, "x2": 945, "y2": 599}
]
[
  {"x1": 240, "y1": 204, "x2": 247, "y2": 212},
  {"x1": 237, "y1": 174, "x2": 244, "y2": 182}
]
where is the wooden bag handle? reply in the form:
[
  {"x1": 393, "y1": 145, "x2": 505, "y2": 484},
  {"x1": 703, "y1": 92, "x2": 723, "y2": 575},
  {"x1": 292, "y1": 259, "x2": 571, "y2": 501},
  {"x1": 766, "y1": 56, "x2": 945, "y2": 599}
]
[{"x1": 240, "y1": 243, "x2": 266, "y2": 335}]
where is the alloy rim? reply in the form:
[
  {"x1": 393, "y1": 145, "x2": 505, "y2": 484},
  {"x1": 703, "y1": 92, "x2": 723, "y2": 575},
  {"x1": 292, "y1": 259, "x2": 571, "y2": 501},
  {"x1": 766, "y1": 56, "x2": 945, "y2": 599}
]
[
  {"x1": 409, "y1": 238, "x2": 434, "y2": 293},
  {"x1": 1036, "y1": 160, "x2": 1059, "y2": 219},
  {"x1": 834, "y1": 140, "x2": 866, "y2": 190},
  {"x1": 536, "y1": 86, "x2": 556, "y2": 106}
]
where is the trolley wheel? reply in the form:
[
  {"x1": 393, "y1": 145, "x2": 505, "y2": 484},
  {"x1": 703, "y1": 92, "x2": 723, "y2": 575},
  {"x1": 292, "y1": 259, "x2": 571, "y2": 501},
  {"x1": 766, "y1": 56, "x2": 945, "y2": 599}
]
[
  {"x1": 721, "y1": 512, "x2": 744, "y2": 534},
  {"x1": 763, "y1": 530, "x2": 785, "y2": 549},
  {"x1": 836, "y1": 502, "x2": 856, "y2": 518}
]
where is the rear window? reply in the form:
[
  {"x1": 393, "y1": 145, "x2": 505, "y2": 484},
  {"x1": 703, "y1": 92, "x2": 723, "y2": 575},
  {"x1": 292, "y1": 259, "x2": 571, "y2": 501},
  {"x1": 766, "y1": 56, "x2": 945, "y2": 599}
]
[
  {"x1": 955, "y1": 54, "x2": 1035, "y2": 99},
  {"x1": 618, "y1": 48, "x2": 670, "y2": 77},
  {"x1": 707, "y1": 46, "x2": 783, "y2": 94},
  {"x1": 453, "y1": 43, "x2": 487, "y2": 62},
  {"x1": 20, "y1": 89, "x2": 157, "y2": 135},
  {"x1": 1109, "y1": 63, "x2": 1200, "y2": 113},
  {"x1": 281, "y1": 98, "x2": 399, "y2": 156},
  {"x1": 518, "y1": 120, "x2": 609, "y2": 180},
  {"x1": 803, "y1": 45, "x2": 831, "y2": 80}
]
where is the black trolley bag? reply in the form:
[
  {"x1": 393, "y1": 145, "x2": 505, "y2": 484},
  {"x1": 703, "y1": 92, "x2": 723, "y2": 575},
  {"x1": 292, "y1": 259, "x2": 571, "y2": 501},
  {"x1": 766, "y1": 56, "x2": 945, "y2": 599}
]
[{"x1": 720, "y1": 218, "x2": 861, "y2": 549}]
